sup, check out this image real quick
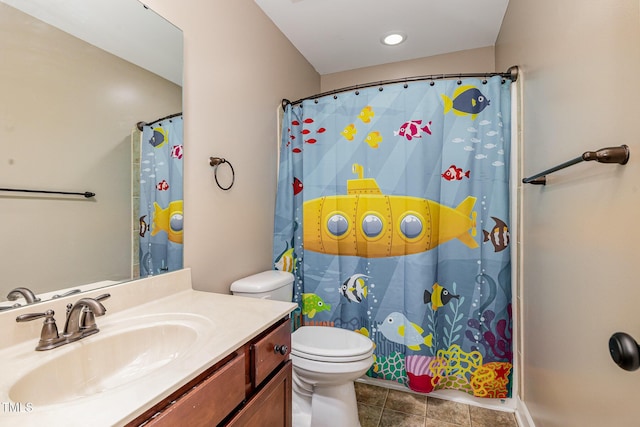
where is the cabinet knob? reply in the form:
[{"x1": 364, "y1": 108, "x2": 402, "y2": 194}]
[{"x1": 274, "y1": 344, "x2": 288, "y2": 355}]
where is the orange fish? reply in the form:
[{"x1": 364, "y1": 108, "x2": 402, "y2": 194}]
[{"x1": 341, "y1": 124, "x2": 357, "y2": 141}]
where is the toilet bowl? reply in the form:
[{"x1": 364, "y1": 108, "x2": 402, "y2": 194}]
[
  {"x1": 230, "y1": 271, "x2": 375, "y2": 427},
  {"x1": 290, "y1": 326, "x2": 374, "y2": 427}
]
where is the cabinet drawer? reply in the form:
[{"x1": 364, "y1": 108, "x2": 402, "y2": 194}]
[
  {"x1": 251, "y1": 320, "x2": 291, "y2": 387},
  {"x1": 146, "y1": 352, "x2": 245, "y2": 427}
]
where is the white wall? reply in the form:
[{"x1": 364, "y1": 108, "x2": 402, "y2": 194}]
[
  {"x1": 142, "y1": 0, "x2": 320, "y2": 294},
  {"x1": 321, "y1": 46, "x2": 496, "y2": 92},
  {"x1": 496, "y1": 1, "x2": 640, "y2": 425}
]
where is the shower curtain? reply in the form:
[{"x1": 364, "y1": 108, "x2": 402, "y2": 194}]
[
  {"x1": 139, "y1": 114, "x2": 184, "y2": 276},
  {"x1": 273, "y1": 77, "x2": 513, "y2": 398}
]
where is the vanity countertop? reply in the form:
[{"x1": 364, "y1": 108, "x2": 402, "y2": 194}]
[{"x1": 0, "y1": 269, "x2": 297, "y2": 426}]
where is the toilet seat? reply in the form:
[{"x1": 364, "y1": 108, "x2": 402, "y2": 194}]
[{"x1": 291, "y1": 326, "x2": 374, "y2": 362}]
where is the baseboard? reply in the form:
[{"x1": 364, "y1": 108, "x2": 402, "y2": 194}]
[{"x1": 515, "y1": 396, "x2": 535, "y2": 427}]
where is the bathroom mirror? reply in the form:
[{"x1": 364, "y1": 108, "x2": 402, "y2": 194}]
[{"x1": 0, "y1": 0, "x2": 183, "y2": 310}]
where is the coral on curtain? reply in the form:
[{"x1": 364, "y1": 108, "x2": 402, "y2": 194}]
[
  {"x1": 139, "y1": 114, "x2": 184, "y2": 276},
  {"x1": 273, "y1": 77, "x2": 513, "y2": 398}
]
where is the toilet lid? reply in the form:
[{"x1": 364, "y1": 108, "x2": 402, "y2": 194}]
[{"x1": 291, "y1": 326, "x2": 374, "y2": 359}]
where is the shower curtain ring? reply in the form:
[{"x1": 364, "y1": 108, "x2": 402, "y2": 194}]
[{"x1": 209, "y1": 157, "x2": 235, "y2": 190}]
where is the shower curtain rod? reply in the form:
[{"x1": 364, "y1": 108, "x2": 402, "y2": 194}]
[
  {"x1": 136, "y1": 112, "x2": 182, "y2": 131},
  {"x1": 283, "y1": 66, "x2": 519, "y2": 107}
]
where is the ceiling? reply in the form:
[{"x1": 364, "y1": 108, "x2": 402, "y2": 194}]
[
  {"x1": 1, "y1": 0, "x2": 183, "y2": 85},
  {"x1": 254, "y1": 0, "x2": 510, "y2": 75}
]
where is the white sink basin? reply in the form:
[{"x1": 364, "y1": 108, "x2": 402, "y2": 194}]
[
  {"x1": 9, "y1": 313, "x2": 211, "y2": 406},
  {"x1": 0, "y1": 270, "x2": 297, "y2": 426}
]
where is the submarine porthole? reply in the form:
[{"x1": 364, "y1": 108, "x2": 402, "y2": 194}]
[
  {"x1": 362, "y1": 214, "x2": 383, "y2": 238},
  {"x1": 400, "y1": 214, "x2": 423, "y2": 239},
  {"x1": 327, "y1": 213, "x2": 349, "y2": 237},
  {"x1": 170, "y1": 213, "x2": 184, "y2": 232}
]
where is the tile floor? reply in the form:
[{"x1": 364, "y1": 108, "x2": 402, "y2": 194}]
[{"x1": 355, "y1": 382, "x2": 518, "y2": 427}]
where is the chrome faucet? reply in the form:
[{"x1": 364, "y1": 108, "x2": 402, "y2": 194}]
[
  {"x1": 16, "y1": 294, "x2": 110, "y2": 351},
  {"x1": 7, "y1": 287, "x2": 40, "y2": 304}
]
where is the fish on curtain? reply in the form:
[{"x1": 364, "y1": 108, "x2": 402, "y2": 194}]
[
  {"x1": 139, "y1": 114, "x2": 184, "y2": 276},
  {"x1": 274, "y1": 76, "x2": 513, "y2": 399}
]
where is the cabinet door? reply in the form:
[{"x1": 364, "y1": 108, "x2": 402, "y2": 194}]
[
  {"x1": 146, "y1": 353, "x2": 245, "y2": 427},
  {"x1": 226, "y1": 360, "x2": 292, "y2": 427}
]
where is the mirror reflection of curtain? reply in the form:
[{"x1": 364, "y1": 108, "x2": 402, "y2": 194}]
[
  {"x1": 274, "y1": 77, "x2": 513, "y2": 398},
  {"x1": 139, "y1": 115, "x2": 184, "y2": 276}
]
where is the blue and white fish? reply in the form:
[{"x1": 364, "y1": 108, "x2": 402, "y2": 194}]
[
  {"x1": 339, "y1": 274, "x2": 368, "y2": 303},
  {"x1": 378, "y1": 312, "x2": 433, "y2": 351}
]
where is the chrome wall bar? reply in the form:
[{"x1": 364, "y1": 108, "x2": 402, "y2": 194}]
[
  {"x1": 0, "y1": 188, "x2": 95, "y2": 198},
  {"x1": 522, "y1": 145, "x2": 630, "y2": 185}
]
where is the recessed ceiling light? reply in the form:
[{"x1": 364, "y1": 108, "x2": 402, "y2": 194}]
[{"x1": 381, "y1": 32, "x2": 406, "y2": 46}]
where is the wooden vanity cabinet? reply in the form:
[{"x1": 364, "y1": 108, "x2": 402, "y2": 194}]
[
  {"x1": 226, "y1": 361, "x2": 292, "y2": 426},
  {"x1": 131, "y1": 318, "x2": 292, "y2": 427}
]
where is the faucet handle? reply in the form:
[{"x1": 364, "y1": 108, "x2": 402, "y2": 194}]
[
  {"x1": 95, "y1": 293, "x2": 111, "y2": 302},
  {"x1": 16, "y1": 310, "x2": 65, "y2": 351},
  {"x1": 80, "y1": 294, "x2": 110, "y2": 332},
  {"x1": 51, "y1": 289, "x2": 81, "y2": 299},
  {"x1": 16, "y1": 311, "x2": 50, "y2": 323}
]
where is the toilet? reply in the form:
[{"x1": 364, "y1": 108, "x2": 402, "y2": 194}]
[{"x1": 231, "y1": 271, "x2": 374, "y2": 427}]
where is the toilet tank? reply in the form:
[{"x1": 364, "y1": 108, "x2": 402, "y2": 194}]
[{"x1": 230, "y1": 270, "x2": 294, "y2": 302}]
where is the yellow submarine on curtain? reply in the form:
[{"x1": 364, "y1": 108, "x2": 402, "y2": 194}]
[{"x1": 273, "y1": 76, "x2": 513, "y2": 398}]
